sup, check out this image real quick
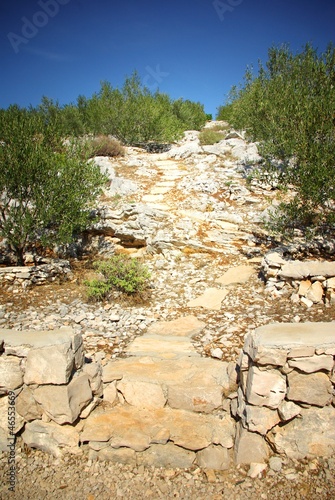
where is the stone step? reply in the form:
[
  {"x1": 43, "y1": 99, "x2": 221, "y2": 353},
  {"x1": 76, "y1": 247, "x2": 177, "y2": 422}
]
[
  {"x1": 102, "y1": 355, "x2": 232, "y2": 413},
  {"x1": 80, "y1": 404, "x2": 235, "y2": 468},
  {"x1": 126, "y1": 334, "x2": 199, "y2": 359}
]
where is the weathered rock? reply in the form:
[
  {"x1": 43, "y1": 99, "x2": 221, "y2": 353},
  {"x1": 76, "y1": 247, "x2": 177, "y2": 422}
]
[
  {"x1": 0, "y1": 395, "x2": 25, "y2": 451},
  {"x1": 287, "y1": 371, "x2": 333, "y2": 407},
  {"x1": 33, "y1": 373, "x2": 92, "y2": 424},
  {"x1": 243, "y1": 405, "x2": 280, "y2": 435},
  {"x1": 234, "y1": 423, "x2": 269, "y2": 465},
  {"x1": 245, "y1": 366, "x2": 286, "y2": 409},
  {"x1": 102, "y1": 356, "x2": 230, "y2": 413},
  {"x1": 269, "y1": 407, "x2": 335, "y2": 459},
  {"x1": 138, "y1": 443, "x2": 196, "y2": 468},
  {"x1": 22, "y1": 420, "x2": 81, "y2": 457},
  {"x1": 306, "y1": 281, "x2": 324, "y2": 303},
  {"x1": 146, "y1": 315, "x2": 205, "y2": 338},
  {"x1": 126, "y1": 334, "x2": 200, "y2": 359},
  {"x1": 0, "y1": 328, "x2": 81, "y2": 385},
  {"x1": 81, "y1": 406, "x2": 235, "y2": 453},
  {"x1": 247, "y1": 462, "x2": 268, "y2": 478},
  {"x1": 279, "y1": 261, "x2": 335, "y2": 280},
  {"x1": 103, "y1": 382, "x2": 118, "y2": 405},
  {"x1": 0, "y1": 356, "x2": 23, "y2": 393},
  {"x1": 117, "y1": 379, "x2": 166, "y2": 409},
  {"x1": 287, "y1": 354, "x2": 334, "y2": 373},
  {"x1": 196, "y1": 444, "x2": 230, "y2": 470},
  {"x1": 216, "y1": 265, "x2": 255, "y2": 286},
  {"x1": 16, "y1": 386, "x2": 43, "y2": 422},
  {"x1": 187, "y1": 288, "x2": 229, "y2": 310},
  {"x1": 278, "y1": 400, "x2": 301, "y2": 421},
  {"x1": 95, "y1": 446, "x2": 137, "y2": 465},
  {"x1": 82, "y1": 362, "x2": 103, "y2": 396}
]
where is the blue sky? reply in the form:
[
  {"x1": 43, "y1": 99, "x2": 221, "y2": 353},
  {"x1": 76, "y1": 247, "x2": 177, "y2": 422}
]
[{"x1": 1, "y1": 0, "x2": 334, "y2": 117}]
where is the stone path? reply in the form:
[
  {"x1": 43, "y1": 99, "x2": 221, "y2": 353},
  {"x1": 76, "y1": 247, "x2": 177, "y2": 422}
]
[{"x1": 82, "y1": 314, "x2": 237, "y2": 468}]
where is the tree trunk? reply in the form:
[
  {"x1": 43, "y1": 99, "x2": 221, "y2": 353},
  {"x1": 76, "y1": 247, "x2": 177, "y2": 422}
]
[{"x1": 14, "y1": 246, "x2": 25, "y2": 266}]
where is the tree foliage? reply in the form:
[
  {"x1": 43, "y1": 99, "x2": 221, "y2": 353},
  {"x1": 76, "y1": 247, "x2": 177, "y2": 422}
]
[
  {"x1": 0, "y1": 106, "x2": 106, "y2": 264},
  {"x1": 219, "y1": 43, "x2": 335, "y2": 237},
  {"x1": 33, "y1": 72, "x2": 207, "y2": 145}
]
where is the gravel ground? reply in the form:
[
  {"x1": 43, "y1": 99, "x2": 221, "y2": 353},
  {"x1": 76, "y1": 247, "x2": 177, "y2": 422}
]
[{"x1": 1, "y1": 444, "x2": 335, "y2": 499}]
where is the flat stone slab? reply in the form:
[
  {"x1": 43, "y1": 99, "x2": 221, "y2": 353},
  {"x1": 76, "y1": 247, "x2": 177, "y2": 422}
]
[
  {"x1": 187, "y1": 288, "x2": 229, "y2": 310},
  {"x1": 142, "y1": 194, "x2": 165, "y2": 203},
  {"x1": 0, "y1": 328, "x2": 79, "y2": 357},
  {"x1": 249, "y1": 322, "x2": 335, "y2": 350},
  {"x1": 279, "y1": 260, "x2": 335, "y2": 279},
  {"x1": 147, "y1": 315, "x2": 206, "y2": 338},
  {"x1": 150, "y1": 187, "x2": 170, "y2": 195},
  {"x1": 103, "y1": 356, "x2": 230, "y2": 413},
  {"x1": 81, "y1": 406, "x2": 235, "y2": 452},
  {"x1": 126, "y1": 334, "x2": 200, "y2": 359},
  {"x1": 216, "y1": 265, "x2": 256, "y2": 286}
]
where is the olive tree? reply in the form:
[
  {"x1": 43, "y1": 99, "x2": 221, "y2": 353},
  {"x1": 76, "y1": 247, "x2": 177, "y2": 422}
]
[
  {"x1": 224, "y1": 43, "x2": 335, "y2": 237},
  {"x1": 0, "y1": 106, "x2": 106, "y2": 265}
]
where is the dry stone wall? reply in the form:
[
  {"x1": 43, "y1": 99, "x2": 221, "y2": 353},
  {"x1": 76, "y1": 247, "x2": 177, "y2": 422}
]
[
  {"x1": 262, "y1": 252, "x2": 335, "y2": 307},
  {"x1": 0, "y1": 259, "x2": 72, "y2": 289},
  {"x1": 235, "y1": 322, "x2": 335, "y2": 463},
  {"x1": 0, "y1": 322, "x2": 334, "y2": 468}
]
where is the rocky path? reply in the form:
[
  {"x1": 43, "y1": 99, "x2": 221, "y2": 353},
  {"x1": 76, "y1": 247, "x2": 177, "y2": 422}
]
[{"x1": 1, "y1": 125, "x2": 335, "y2": 498}]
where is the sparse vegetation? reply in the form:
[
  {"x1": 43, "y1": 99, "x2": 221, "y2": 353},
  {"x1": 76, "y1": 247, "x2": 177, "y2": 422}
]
[
  {"x1": 85, "y1": 255, "x2": 151, "y2": 299},
  {"x1": 86, "y1": 135, "x2": 125, "y2": 158},
  {"x1": 199, "y1": 128, "x2": 225, "y2": 145}
]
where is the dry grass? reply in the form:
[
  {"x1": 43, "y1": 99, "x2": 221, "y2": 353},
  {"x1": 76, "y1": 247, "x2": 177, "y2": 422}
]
[{"x1": 87, "y1": 135, "x2": 125, "y2": 158}]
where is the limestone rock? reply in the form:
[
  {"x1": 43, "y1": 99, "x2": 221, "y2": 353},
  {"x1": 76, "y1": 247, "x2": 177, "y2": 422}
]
[
  {"x1": 234, "y1": 423, "x2": 269, "y2": 465},
  {"x1": 22, "y1": 420, "x2": 80, "y2": 457},
  {"x1": 269, "y1": 407, "x2": 335, "y2": 459},
  {"x1": 196, "y1": 444, "x2": 230, "y2": 470},
  {"x1": 103, "y1": 382, "x2": 118, "y2": 405},
  {"x1": 243, "y1": 405, "x2": 280, "y2": 435},
  {"x1": 279, "y1": 260, "x2": 335, "y2": 280},
  {"x1": 216, "y1": 265, "x2": 255, "y2": 286},
  {"x1": 187, "y1": 288, "x2": 229, "y2": 310},
  {"x1": 96, "y1": 446, "x2": 136, "y2": 465},
  {"x1": 25, "y1": 344, "x2": 74, "y2": 386},
  {"x1": 0, "y1": 395, "x2": 25, "y2": 451},
  {"x1": 82, "y1": 361, "x2": 103, "y2": 396},
  {"x1": 245, "y1": 366, "x2": 286, "y2": 409},
  {"x1": 287, "y1": 371, "x2": 333, "y2": 407},
  {"x1": 0, "y1": 356, "x2": 23, "y2": 393},
  {"x1": 146, "y1": 315, "x2": 205, "y2": 338},
  {"x1": 81, "y1": 406, "x2": 235, "y2": 453},
  {"x1": 103, "y1": 356, "x2": 229, "y2": 413},
  {"x1": 306, "y1": 281, "x2": 324, "y2": 303},
  {"x1": 33, "y1": 373, "x2": 92, "y2": 424},
  {"x1": 278, "y1": 400, "x2": 301, "y2": 421},
  {"x1": 287, "y1": 354, "x2": 334, "y2": 373},
  {"x1": 117, "y1": 379, "x2": 166, "y2": 409},
  {"x1": 16, "y1": 386, "x2": 43, "y2": 422},
  {"x1": 138, "y1": 443, "x2": 195, "y2": 468}
]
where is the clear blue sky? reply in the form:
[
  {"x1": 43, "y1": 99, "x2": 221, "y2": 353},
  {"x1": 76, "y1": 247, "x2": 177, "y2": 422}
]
[{"x1": 1, "y1": 0, "x2": 334, "y2": 117}]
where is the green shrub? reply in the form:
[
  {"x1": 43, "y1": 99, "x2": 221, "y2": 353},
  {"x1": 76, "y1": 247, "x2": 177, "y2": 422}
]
[
  {"x1": 87, "y1": 135, "x2": 125, "y2": 158},
  {"x1": 199, "y1": 128, "x2": 225, "y2": 145},
  {"x1": 85, "y1": 255, "x2": 151, "y2": 299}
]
